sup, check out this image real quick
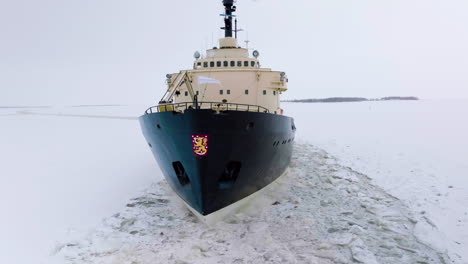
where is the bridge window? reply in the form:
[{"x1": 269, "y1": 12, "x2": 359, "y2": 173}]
[
  {"x1": 245, "y1": 90, "x2": 249, "y2": 95},
  {"x1": 251, "y1": 61, "x2": 255, "y2": 67},
  {"x1": 227, "y1": 90, "x2": 231, "y2": 95},
  {"x1": 217, "y1": 61, "x2": 221, "y2": 67},
  {"x1": 263, "y1": 90, "x2": 267, "y2": 95},
  {"x1": 220, "y1": 90, "x2": 224, "y2": 95},
  {"x1": 210, "y1": 61, "x2": 215, "y2": 67},
  {"x1": 237, "y1": 61, "x2": 242, "y2": 67},
  {"x1": 203, "y1": 62, "x2": 208, "y2": 67},
  {"x1": 244, "y1": 61, "x2": 249, "y2": 67},
  {"x1": 230, "y1": 61, "x2": 235, "y2": 67}
]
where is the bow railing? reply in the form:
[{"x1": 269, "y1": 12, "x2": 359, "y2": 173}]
[{"x1": 145, "y1": 101, "x2": 270, "y2": 114}]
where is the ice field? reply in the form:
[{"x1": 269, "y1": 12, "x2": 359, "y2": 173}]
[{"x1": 0, "y1": 100, "x2": 467, "y2": 263}]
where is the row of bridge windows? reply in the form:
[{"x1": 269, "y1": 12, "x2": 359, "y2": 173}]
[
  {"x1": 196, "y1": 60, "x2": 258, "y2": 69},
  {"x1": 183, "y1": 90, "x2": 277, "y2": 96}
]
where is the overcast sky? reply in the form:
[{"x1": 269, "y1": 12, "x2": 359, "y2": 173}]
[{"x1": 1, "y1": 0, "x2": 467, "y2": 106}]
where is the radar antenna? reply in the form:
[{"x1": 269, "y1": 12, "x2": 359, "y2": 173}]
[
  {"x1": 234, "y1": 18, "x2": 244, "y2": 39},
  {"x1": 220, "y1": 0, "x2": 237, "y2": 38}
]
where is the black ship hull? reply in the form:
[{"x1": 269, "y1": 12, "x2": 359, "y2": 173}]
[{"x1": 139, "y1": 109, "x2": 296, "y2": 216}]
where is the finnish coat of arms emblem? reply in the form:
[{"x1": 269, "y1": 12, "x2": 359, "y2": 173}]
[{"x1": 192, "y1": 135, "x2": 209, "y2": 157}]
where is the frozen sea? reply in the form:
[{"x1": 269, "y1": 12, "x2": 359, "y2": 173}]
[{"x1": 0, "y1": 100, "x2": 466, "y2": 263}]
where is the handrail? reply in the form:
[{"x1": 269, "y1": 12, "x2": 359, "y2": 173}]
[{"x1": 145, "y1": 101, "x2": 270, "y2": 115}]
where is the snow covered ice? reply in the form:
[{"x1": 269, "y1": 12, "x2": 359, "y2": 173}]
[
  {"x1": 50, "y1": 144, "x2": 451, "y2": 264},
  {"x1": 1, "y1": 100, "x2": 467, "y2": 263},
  {"x1": 285, "y1": 100, "x2": 468, "y2": 263}
]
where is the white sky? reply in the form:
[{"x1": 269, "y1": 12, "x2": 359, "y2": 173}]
[{"x1": 1, "y1": 0, "x2": 467, "y2": 105}]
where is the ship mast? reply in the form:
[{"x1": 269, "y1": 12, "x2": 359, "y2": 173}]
[{"x1": 221, "y1": 0, "x2": 237, "y2": 38}]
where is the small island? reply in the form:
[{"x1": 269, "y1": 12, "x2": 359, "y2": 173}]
[{"x1": 283, "y1": 96, "x2": 419, "y2": 103}]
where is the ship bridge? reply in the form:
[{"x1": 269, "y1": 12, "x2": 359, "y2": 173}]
[{"x1": 158, "y1": 1, "x2": 288, "y2": 115}]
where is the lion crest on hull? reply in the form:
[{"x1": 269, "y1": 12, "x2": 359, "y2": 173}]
[{"x1": 192, "y1": 135, "x2": 209, "y2": 157}]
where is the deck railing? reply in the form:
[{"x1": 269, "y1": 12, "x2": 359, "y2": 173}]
[{"x1": 145, "y1": 101, "x2": 269, "y2": 114}]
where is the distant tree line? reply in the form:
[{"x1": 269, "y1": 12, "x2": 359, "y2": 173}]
[
  {"x1": 282, "y1": 96, "x2": 419, "y2": 103},
  {"x1": 379, "y1": 96, "x2": 419, "y2": 101}
]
